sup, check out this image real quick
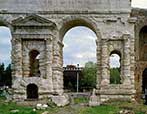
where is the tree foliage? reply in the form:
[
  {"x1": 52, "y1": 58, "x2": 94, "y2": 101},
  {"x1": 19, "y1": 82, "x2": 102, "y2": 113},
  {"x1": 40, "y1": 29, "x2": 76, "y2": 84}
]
[
  {"x1": 81, "y1": 61, "x2": 97, "y2": 90},
  {"x1": 110, "y1": 68, "x2": 121, "y2": 84},
  {"x1": 0, "y1": 63, "x2": 12, "y2": 87}
]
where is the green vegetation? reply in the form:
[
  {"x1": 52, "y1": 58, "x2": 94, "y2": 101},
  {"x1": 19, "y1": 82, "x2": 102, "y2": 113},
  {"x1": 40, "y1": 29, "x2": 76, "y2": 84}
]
[
  {"x1": 81, "y1": 62, "x2": 121, "y2": 89},
  {"x1": 0, "y1": 98, "x2": 38, "y2": 114},
  {"x1": 74, "y1": 97, "x2": 89, "y2": 104},
  {"x1": 0, "y1": 97, "x2": 147, "y2": 114},
  {"x1": 79, "y1": 105, "x2": 119, "y2": 114},
  {"x1": 110, "y1": 68, "x2": 121, "y2": 84},
  {"x1": 81, "y1": 61, "x2": 97, "y2": 90},
  {"x1": 0, "y1": 63, "x2": 12, "y2": 87}
]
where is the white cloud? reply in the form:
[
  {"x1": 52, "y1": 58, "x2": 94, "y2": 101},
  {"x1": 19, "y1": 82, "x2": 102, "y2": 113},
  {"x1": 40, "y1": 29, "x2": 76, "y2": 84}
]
[
  {"x1": 76, "y1": 54, "x2": 83, "y2": 59},
  {"x1": 63, "y1": 26, "x2": 97, "y2": 66},
  {"x1": 0, "y1": 27, "x2": 12, "y2": 65},
  {"x1": 109, "y1": 54, "x2": 120, "y2": 68},
  {"x1": 132, "y1": 0, "x2": 147, "y2": 8}
]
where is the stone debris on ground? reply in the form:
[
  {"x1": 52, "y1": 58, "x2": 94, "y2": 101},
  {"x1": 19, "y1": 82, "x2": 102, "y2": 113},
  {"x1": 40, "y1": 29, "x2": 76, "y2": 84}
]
[
  {"x1": 119, "y1": 110, "x2": 134, "y2": 114},
  {"x1": 36, "y1": 103, "x2": 48, "y2": 110},
  {"x1": 10, "y1": 109, "x2": 20, "y2": 113},
  {"x1": 42, "y1": 111, "x2": 49, "y2": 114}
]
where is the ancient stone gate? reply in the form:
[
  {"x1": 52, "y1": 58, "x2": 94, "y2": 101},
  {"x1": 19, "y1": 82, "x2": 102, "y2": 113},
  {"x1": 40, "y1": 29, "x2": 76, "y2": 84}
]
[{"x1": 0, "y1": 0, "x2": 144, "y2": 106}]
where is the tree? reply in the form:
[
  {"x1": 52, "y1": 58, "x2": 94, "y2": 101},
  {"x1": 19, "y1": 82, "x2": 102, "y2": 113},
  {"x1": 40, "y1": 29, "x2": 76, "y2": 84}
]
[
  {"x1": 4, "y1": 64, "x2": 12, "y2": 87},
  {"x1": 0, "y1": 63, "x2": 12, "y2": 87},
  {"x1": 110, "y1": 68, "x2": 121, "y2": 84},
  {"x1": 81, "y1": 61, "x2": 97, "y2": 91},
  {"x1": 0, "y1": 63, "x2": 5, "y2": 86}
]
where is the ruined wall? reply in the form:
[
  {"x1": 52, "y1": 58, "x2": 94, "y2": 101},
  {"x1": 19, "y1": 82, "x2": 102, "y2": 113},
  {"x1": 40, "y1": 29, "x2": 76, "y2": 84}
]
[
  {"x1": 131, "y1": 8, "x2": 147, "y2": 101},
  {"x1": 0, "y1": 0, "x2": 137, "y2": 106}
]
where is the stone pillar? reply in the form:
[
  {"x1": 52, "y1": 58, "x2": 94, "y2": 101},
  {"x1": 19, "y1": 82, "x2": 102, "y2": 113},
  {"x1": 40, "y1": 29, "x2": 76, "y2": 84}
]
[
  {"x1": 12, "y1": 36, "x2": 22, "y2": 77},
  {"x1": 53, "y1": 40, "x2": 64, "y2": 95},
  {"x1": 101, "y1": 39, "x2": 109, "y2": 86},
  {"x1": 45, "y1": 38, "x2": 53, "y2": 91},
  {"x1": 130, "y1": 37, "x2": 135, "y2": 85},
  {"x1": 22, "y1": 46, "x2": 30, "y2": 77},
  {"x1": 96, "y1": 39, "x2": 101, "y2": 89},
  {"x1": 123, "y1": 34, "x2": 131, "y2": 85}
]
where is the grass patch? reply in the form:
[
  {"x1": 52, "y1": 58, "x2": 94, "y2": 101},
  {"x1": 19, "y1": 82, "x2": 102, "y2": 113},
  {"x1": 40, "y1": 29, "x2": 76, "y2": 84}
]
[
  {"x1": 0, "y1": 97, "x2": 147, "y2": 114},
  {"x1": 0, "y1": 101, "x2": 39, "y2": 114},
  {"x1": 74, "y1": 97, "x2": 89, "y2": 104},
  {"x1": 79, "y1": 105, "x2": 119, "y2": 114}
]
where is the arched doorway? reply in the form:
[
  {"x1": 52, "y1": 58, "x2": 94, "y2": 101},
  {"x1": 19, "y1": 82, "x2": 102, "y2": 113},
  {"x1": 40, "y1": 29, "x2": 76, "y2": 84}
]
[
  {"x1": 62, "y1": 24, "x2": 98, "y2": 92},
  {"x1": 136, "y1": 25, "x2": 147, "y2": 100},
  {"x1": 27, "y1": 84, "x2": 38, "y2": 99}
]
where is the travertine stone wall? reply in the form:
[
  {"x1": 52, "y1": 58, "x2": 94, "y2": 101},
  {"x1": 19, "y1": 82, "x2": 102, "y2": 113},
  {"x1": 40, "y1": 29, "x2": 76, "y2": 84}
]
[
  {"x1": 0, "y1": 0, "x2": 131, "y2": 13},
  {"x1": 131, "y1": 8, "x2": 147, "y2": 101},
  {"x1": 0, "y1": 0, "x2": 139, "y2": 106}
]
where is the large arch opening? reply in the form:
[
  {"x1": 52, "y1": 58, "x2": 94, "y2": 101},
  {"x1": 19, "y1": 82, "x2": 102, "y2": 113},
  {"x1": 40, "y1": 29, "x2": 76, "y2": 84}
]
[
  {"x1": 27, "y1": 84, "x2": 38, "y2": 99},
  {"x1": 62, "y1": 24, "x2": 97, "y2": 93},
  {"x1": 0, "y1": 26, "x2": 12, "y2": 87},
  {"x1": 137, "y1": 26, "x2": 147, "y2": 100}
]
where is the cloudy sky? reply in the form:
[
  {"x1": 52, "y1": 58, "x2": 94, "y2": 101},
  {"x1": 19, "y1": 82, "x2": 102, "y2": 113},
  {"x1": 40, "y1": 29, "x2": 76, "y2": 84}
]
[
  {"x1": 63, "y1": 27, "x2": 97, "y2": 67},
  {"x1": 0, "y1": 0, "x2": 146, "y2": 67},
  {"x1": 132, "y1": 0, "x2": 147, "y2": 8},
  {"x1": 0, "y1": 27, "x2": 11, "y2": 66}
]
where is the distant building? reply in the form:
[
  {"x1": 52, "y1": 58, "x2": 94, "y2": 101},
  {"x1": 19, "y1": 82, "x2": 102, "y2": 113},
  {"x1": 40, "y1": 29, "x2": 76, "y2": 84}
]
[{"x1": 63, "y1": 65, "x2": 83, "y2": 92}]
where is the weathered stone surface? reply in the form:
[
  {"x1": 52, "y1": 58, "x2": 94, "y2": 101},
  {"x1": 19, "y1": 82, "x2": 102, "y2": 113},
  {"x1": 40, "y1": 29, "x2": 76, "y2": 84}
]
[
  {"x1": 51, "y1": 94, "x2": 69, "y2": 107},
  {"x1": 0, "y1": 0, "x2": 131, "y2": 13},
  {"x1": 0, "y1": 0, "x2": 144, "y2": 106},
  {"x1": 42, "y1": 111, "x2": 49, "y2": 114},
  {"x1": 89, "y1": 89, "x2": 100, "y2": 106}
]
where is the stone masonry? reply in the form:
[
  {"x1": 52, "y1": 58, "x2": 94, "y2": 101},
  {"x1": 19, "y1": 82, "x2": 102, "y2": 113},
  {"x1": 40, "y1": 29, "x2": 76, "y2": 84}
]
[{"x1": 0, "y1": 0, "x2": 145, "y2": 106}]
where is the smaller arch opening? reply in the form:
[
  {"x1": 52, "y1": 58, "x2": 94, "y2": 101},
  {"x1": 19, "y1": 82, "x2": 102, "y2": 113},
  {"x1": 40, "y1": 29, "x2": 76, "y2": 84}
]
[
  {"x1": 139, "y1": 26, "x2": 147, "y2": 61},
  {"x1": 109, "y1": 50, "x2": 121, "y2": 84},
  {"x1": 29, "y1": 50, "x2": 40, "y2": 77},
  {"x1": 27, "y1": 84, "x2": 38, "y2": 99},
  {"x1": 142, "y1": 68, "x2": 147, "y2": 94}
]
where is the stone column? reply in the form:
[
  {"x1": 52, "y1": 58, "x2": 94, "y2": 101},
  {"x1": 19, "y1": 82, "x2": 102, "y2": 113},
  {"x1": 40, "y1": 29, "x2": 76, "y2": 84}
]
[
  {"x1": 11, "y1": 36, "x2": 23, "y2": 77},
  {"x1": 53, "y1": 40, "x2": 64, "y2": 95},
  {"x1": 45, "y1": 38, "x2": 53, "y2": 91},
  {"x1": 130, "y1": 37, "x2": 135, "y2": 85},
  {"x1": 96, "y1": 39, "x2": 101, "y2": 89},
  {"x1": 123, "y1": 34, "x2": 131, "y2": 85},
  {"x1": 22, "y1": 44, "x2": 30, "y2": 77},
  {"x1": 101, "y1": 39, "x2": 109, "y2": 86}
]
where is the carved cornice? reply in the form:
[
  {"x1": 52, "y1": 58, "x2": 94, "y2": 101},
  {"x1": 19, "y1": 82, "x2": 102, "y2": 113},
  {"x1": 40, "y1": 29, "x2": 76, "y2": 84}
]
[{"x1": 12, "y1": 14, "x2": 57, "y2": 28}]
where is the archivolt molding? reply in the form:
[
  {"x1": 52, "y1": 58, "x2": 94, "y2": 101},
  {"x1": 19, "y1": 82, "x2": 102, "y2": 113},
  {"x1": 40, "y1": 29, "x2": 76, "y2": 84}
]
[{"x1": 58, "y1": 15, "x2": 101, "y2": 42}]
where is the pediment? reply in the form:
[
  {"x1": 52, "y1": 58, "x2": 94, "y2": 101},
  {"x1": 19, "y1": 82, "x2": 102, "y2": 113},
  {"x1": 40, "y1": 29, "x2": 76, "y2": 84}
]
[{"x1": 12, "y1": 14, "x2": 56, "y2": 28}]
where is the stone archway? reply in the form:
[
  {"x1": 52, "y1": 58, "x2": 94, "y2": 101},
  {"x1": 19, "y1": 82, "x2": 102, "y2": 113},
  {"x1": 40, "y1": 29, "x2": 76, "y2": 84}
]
[
  {"x1": 135, "y1": 25, "x2": 147, "y2": 101},
  {"x1": 59, "y1": 18, "x2": 101, "y2": 92},
  {"x1": 0, "y1": 0, "x2": 135, "y2": 106}
]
